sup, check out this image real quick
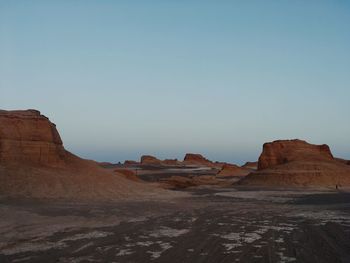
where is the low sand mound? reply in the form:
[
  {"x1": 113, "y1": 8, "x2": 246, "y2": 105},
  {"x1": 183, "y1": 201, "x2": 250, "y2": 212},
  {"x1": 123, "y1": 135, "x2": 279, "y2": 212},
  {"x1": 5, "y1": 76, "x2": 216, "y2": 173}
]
[
  {"x1": 239, "y1": 139, "x2": 350, "y2": 187},
  {"x1": 113, "y1": 168, "x2": 141, "y2": 182},
  {"x1": 217, "y1": 164, "x2": 251, "y2": 177},
  {"x1": 0, "y1": 110, "x2": 168, "y2": 200}
]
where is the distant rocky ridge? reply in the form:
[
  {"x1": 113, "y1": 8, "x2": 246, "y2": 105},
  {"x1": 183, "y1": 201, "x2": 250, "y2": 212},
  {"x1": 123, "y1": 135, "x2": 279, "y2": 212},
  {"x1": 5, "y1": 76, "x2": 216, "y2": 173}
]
[
  {"x1": 124, "y1": 153, "x2": 238, "y2": 169},
  {"x1": 240, "y1": 139, "x2": 350, "y2": 187}
]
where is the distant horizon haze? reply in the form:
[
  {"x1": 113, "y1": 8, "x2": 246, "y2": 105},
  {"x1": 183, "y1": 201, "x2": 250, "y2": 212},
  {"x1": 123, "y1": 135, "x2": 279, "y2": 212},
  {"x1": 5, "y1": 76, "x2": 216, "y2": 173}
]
[{"x1": 1, "y1": 1, "x2": 349, "y2": 164}]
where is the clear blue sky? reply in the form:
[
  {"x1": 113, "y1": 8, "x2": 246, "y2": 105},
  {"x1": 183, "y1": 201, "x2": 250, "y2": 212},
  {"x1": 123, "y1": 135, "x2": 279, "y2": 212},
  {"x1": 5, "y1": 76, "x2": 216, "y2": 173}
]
[{"x1": 1, "y1": 1, "x2": 349, "y2": 164}]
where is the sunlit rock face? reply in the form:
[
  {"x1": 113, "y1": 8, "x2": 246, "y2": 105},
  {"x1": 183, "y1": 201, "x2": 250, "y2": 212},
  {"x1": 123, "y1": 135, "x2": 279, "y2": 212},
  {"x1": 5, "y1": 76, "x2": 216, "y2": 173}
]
[
  {"x1": 183, "y1": 153, "x2": 213, "y2": 166},
  {"x1": 240, "y1": 139, "x2": 350, "y2": 187},
  {"x1": 0, "y1": 110, "x2": 66, "y2": 167},
  {"x1": 258, "y1": 139, "x2": 333, "y2": 170}
]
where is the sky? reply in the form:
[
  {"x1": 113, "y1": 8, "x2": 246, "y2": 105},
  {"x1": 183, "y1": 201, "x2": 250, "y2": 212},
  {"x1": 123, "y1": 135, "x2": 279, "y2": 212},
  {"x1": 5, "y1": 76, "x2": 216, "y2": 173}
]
[{"x1": 1, "y1": 1, "x2": 350, "y2": 164}]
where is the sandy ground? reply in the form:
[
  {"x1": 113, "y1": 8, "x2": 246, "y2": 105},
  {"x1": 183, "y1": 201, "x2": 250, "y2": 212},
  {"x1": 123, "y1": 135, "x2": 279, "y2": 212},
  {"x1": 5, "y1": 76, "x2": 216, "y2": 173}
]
[{"x1": 1, "y1": 187, "x2": 350, "y2": 263}]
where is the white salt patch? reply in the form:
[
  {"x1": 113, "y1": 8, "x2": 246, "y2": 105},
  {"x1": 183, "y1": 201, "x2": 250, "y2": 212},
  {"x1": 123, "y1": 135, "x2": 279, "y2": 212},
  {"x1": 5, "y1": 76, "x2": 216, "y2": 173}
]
[
  {"x1": 147, "y1": 242, "x2": 172, "y2": 260},
  {"x1": 276, "y1": 252, "x2": 297, "y2": 262},
  {"x1": 73, "y1": 242, "x2": 94, "y2": 253},
  {"x1": 1, "y1": 241, "x2": 67, "y2": 255},
  {"x1": 61, "y1": 231, "x2": 112, "y2": 242},
  {"x1": 275, "y1": 237, "x2": 284, "y2": 243},
  {"x1": 243, "y1": 233, "x2": 261, "y2": 243},
  {"x1": 116, "y1": 248, "x2": 134, "y2": 256},
  {"x1": 223, "y1": 243, "x2": 242, "y2": 250},
  {"x1": 136, "y1": 241, "x2": 154, "y2": 247},
  {"x1": 149, "y1": 227, "x2": 189, "y2": 238}
]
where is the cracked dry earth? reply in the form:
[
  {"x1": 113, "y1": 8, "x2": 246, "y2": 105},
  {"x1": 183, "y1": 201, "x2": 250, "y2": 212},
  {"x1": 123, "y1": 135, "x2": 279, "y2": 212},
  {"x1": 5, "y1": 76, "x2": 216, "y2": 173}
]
[{"x1": 1, "y1": 188, "x2": 350, "y2": 263}]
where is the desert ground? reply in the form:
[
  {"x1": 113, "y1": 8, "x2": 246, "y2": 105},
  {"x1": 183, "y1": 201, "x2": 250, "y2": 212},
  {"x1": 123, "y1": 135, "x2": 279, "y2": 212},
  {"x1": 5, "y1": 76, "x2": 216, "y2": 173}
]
[{"x1": 1, "y1": 186, "x2": 350, "y2": 263}]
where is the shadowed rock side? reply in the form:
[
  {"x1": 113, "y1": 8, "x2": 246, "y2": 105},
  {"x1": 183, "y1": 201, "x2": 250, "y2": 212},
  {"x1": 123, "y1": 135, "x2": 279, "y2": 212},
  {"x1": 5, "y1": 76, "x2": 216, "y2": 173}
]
[
  {"x1": 240, "y1": 139, "x2": 350, "y2": 187},
  {"x1": 336, "y1": 158, "x2": 350, "y2": 165},
  {"x1": 242, "y1": 161, "x2": 258, "y2": 170},
  {"x1": 0, "y1": 110, "x2": 168, "y2": 200}
]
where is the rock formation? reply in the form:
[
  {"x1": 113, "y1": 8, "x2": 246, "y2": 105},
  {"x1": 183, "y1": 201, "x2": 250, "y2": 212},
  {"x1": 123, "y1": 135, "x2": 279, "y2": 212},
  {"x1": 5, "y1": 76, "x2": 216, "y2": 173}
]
[
  {"x1": 140, "y1": 155, "x2": 162, "y2": 165},
  {"x1": 239, "y1": 139, "x2": 350, "y2": 187},
  {"x1": 0, "y1": 109, "x2": 165, "y2": 200},
  {"x1": 124, "y1": 160, "x2": 139, "y2": 166},
  {"x1": 183, "y1": 153, "x2": 214, "y2": 166},
  {"x1": 0, "y1": 109, "x2": 66, "y2": 167},
  {"x1": 216, "y1": 164, "x2": 251, "y2": 177},
  {"x1": 258, "y1": 139, "x2": 333, "y2": 170}
]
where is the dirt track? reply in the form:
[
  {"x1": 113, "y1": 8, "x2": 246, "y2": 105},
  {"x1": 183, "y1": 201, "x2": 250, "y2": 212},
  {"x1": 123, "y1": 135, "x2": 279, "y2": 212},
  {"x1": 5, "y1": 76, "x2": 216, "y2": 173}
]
[{"x1": 1, "y1": 187, "x2": 350, "y2": 263}]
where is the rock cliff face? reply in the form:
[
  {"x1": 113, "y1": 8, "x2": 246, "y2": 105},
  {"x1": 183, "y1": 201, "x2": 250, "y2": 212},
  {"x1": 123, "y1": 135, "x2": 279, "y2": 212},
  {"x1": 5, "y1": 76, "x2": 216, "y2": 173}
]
[
  {"x1": 0, "y1": 109, "x2": 166, "y2": 200},
  {"x1": 258, "y1": 139, "x2": 333, "y2": 170},
  {"x1": 240, "y1": 139, "x2": 350, "y2": 187},
  {"x1": 0, "y1": 110, "x2": 66, "y2": 167}
]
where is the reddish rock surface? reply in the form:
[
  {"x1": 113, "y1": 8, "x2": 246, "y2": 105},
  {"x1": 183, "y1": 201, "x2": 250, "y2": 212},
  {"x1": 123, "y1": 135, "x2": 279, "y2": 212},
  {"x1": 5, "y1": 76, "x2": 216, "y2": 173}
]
[
  {"x1": 258, "y1": 139, "x2": 333, "y2": 170},
  {"x1": 113, "y1": 168, "x2": 140, "y2": 182},
  {"x1": 140, "y1": 155, "x2": 162, "y2": 165},
  {"x1": 124, "y1": 160, "x2": 139, "y2": 166},
  {"x1": 242, "y1": 161, "x2": 258, "y2": 170},
  {"x1": 0, "y1": 109, "x2": 166, "y2": 200},
  {"x1": 161, "y1": 175, "x2": 218, "y2": 189},
  {"x1": 240, "y1": 139, "x2": 350, "y2": 187},
  {"x1": 162, "y1": 159, "x2": 180, "y2": 165},
  {"x1": 217, "y1": 164, "x2": 251, "y2": 177},
  {"x1": 183, "y1": 153, "x2": 213, "y2": 166},
  {"x1": 0, "y1": 110, "x2": 66, "y2": 167}
]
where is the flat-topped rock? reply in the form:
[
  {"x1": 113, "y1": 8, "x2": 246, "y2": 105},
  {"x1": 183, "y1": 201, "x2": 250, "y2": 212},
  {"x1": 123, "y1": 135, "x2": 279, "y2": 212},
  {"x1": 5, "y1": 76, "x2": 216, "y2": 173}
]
[
  {"x1": 0, "y1": 109, "x2": 65, "y2": 166},
  {"x1": 183, "y1": 153, "x2": 213, "y2": 166},
  {"x1": 258, "y1": 139, "x2": 333, "y2": 170},
  {"x1": 239, "y1": 139, "x2": 350, "y2": 187},
  {"x1": 140, "y1": 155, "x2": 162, "y2": 165}
]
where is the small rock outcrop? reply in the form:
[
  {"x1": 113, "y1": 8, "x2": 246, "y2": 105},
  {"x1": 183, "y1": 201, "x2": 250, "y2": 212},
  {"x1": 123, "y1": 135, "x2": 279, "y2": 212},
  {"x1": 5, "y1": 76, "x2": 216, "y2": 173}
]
[
  {"x1": 183, "y1": 153, "x2": 213, "y2": 166},
  {"x1": 124, "y1": 160, "x2": 139, "y2": 166},
  {"x1": 217, "y1": 164, "x2": 250, "y2": 177},
  {"x1": 140, "y1": 155, "x2": 162, "y2": 165}
]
